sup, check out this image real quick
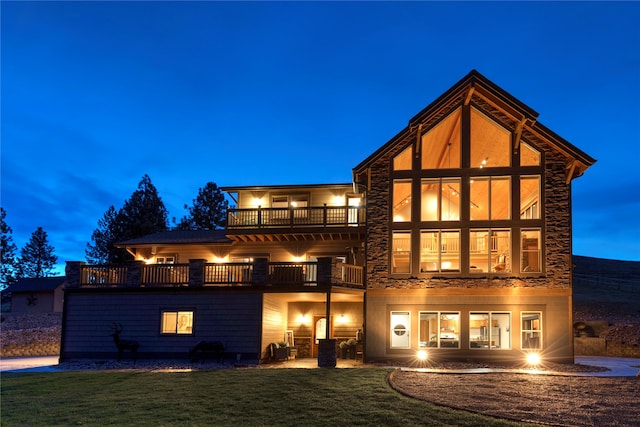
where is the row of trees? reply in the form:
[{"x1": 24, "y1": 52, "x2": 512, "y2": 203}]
[
  {"x1": 85, "y1": 175, "x2": 228, "y2": 264},
  {"x1": 1, "y1": 208, "x2": 58, "y2": 290},
  {"x1": 1, "y1": 175, "x2": 228, "y2": 290}
]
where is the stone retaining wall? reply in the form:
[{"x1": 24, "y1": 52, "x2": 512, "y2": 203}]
[
  {"x1": 574, "y1": 337, "x2": 640, "y2": 358},
  {"x1": 1, "y1": 342, "x2": 60, "y2": 358}
]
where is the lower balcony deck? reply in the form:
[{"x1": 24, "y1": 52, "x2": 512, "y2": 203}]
[{"x1": 66, "y1": 259, "x2": 364, "y2": 289}]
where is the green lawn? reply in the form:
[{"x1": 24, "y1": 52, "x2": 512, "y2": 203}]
[{"x1": 1, "y1": 368, "x2": 537, "y2": 426}]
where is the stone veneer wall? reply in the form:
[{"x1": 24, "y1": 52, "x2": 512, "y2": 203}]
[
  {"x1": 1, "y1": 342, "x2": 60, "y2": 357},
  {"x1": 365, "y1": 102, "x2": 573, "y2": 291}
]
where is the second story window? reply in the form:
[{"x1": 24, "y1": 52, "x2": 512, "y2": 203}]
[
  {"x1": 421, "y1": 178, "x2": 461, "y2": 221},
  {"x1": 470, "y1": 176, "x2": 511, "y2": 220},
  {"x1": 393, "y1": 180, "x2": 412, "y2": 222},
  {"x1": 520, "y1": 176, "x2": 541, "y2": 219},
  {"x1": 521, "y1": 229, "x2": 541, "y2": 272}
]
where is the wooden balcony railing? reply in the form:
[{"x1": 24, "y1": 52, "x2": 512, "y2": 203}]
[
  {"x1": 268, "y1": 262, "x2": 317, "y2": 286},
  {"x1": 81, "y1": 265, "x2": 128, "y2": 287},
  {"x1": 142, "y1": 264, "x2": 189, "y2": 286},
  {"x1": 336, "y1": 263, "x2": 364, "y2": 286},
  {"x1": 73, "y1": 259, "x2": 364, "y2": 289},
  {"x1": 227, "y1": 205, "x2": 365, "y2": 229},
  {"x1": 204, "y1": 263, "x2": 253, "y2": 285}
]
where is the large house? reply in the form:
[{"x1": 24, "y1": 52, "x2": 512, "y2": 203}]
[{"x1": 61, "y1": 71, "x2": 595, "y2": 365}]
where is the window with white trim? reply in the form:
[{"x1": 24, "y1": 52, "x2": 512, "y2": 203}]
[
  {"x1": 161, "y1": 310, "x2": 193, "y2": 334},
  {"x1": 521, "y1": 312, "x2": 542, "y2": 349},
  {"x1": 469, "y1": 312, "x2": 511, "y2": 349},
  {"x1": 419, "y1": 312, "x2": 460, "y2": 348}
]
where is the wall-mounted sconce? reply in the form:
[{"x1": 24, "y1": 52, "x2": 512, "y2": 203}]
[{"x1": 296, "y1": 314, "x2": 311, "y2": 325}]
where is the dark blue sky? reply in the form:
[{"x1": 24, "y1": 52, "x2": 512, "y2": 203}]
[{"x1": 2, "y1": 1, "x2": 639, "y2": 274}]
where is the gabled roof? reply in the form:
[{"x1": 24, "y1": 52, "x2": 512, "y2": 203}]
[
  {"x1": 116, "y1": 229, "x2": 232, "y2": 246},
  {"x1": 7, "y1": 277, "x2": 66, "y2": 293},
  {"x1": 353, "y1": 70, "x2": 595, "y2": 181}
]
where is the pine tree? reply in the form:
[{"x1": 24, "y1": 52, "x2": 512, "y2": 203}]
[
  {"x1": 86, "y1": 174, "x2": 169, "y2": 264},
  {"x1": 85, "y1": 205, "x2": 118, "y2": 264},
  {"x1": 0, "y1": 208, "x2": 18, "y2": 290},
  {"x1": 117, "y1": 174, "x2": 169, "y2": 240},
  {"x1": 18, "y1": 227, "x2": 58, "y2": 278},
  {"x1": 176, "y1": 182, "x2": 228, "y2": 230}
]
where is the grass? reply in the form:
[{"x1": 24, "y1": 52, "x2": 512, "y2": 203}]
[{"x1": 0, "y1": 368, "x2": 538, "y2": 426}]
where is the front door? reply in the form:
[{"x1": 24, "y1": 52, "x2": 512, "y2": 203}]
[{"x1": 312, "y1": 315, "x2": 334, "y2": 357}]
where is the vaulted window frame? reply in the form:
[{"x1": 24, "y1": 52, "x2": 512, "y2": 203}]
[{"x1": 389, "y1": 102, "x2": 545, "y2": 277}]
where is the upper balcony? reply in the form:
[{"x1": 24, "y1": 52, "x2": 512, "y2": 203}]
[
  {"x1": 228, "y1": 205, "x2": 365, "y2": 229},
  {"x1": 222, "y1": 184, "x2": 365, "y2": 242}
]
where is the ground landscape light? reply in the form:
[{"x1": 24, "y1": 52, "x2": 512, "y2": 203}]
[
  {"x1": 416, "y1": 350, "x2": 428, "y2": 361},
  {"x1": 525, "y1": 352, "x2": 541, "y2": 366}
]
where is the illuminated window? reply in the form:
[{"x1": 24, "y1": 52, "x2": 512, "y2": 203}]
[
  {"x1": 469, "y1": 312, "x2": 511, "y2": 349},
  {"x1": 421, "y1": 178, "x2": 461, "y2": 221},
  {"x1": 470, "y1": 107, "x2": 511, "y2": 168},
  {"x1": 469, "y1": 229, "x2": 510, "y2": 273},
  {"x1": 521, "y1": 312, "x2": 542, "y2": 349},
  {"x1": 419, "y1": 312, "x2": 460, "y2": 349},
  {"x1": 392, "y1": 231, "x2": 411, "y2": 273},
  {"x1": 393, "y1": 180, "x2": 412, "y2": 222},
  {"x1": 420, "y1": 230, "x2": 460, "y2": 273},
  {"x1": 521, "y1": 142, "x2": 541, "y2": 166},
  {"x1": 157, "y1": 256, "x2": 175, "y2": 264},
  {"x1": 390, "y1": 311, "x2": 411, "y2": 348},
  {"x1": 161, "y1": 310, "x2": 193, "y2": 334},
  {"x1": 520, "y1": 176, "x2": 540, "y2": 219},
  {"x1": 521, "y1": 229, "x2": 541, "y2": 272},
  {"x1": 421, "y1": 108, "x2": 461, "y2": 169},
  {"x1": 393, "y1": 145, "x2": 413, "y2": 171},
  {"x1": 470, "y1": 176, "x2": 511, "y2": 220}
]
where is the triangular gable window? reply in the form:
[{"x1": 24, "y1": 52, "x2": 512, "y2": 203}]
[
  {"x1": 470, "y1": 107, "x2": 511, "y2": 168},
  {"x1": 421, "y1": 108, "x2": 461, "y2": 169},
  {"x1": 521, "y1": 142, "x2": 541, "y2": 166},
  {"x1": 393, "y1": 146, "x2": 412, "y2": 171}
]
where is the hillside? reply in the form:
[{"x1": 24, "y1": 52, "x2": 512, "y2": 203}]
[{"x1": 573, "y1": 255, "x2": 640, "y2": 346}]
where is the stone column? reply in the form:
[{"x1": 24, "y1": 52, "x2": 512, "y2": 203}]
[
  {"x1": 126, "y1": 261, "x2": 143, "y2": 288},
  {"x1": 317, "y1": 257, "x2": 332, "y2": 286},
  {"x1": 189, "y1": 259, "x2": 206, "y2": 287},
  {"x1": 318, "y1": 339, "x2": 337, "y2": 368},
  {"x1": 252, "y1": 258, "x2": 269, "y2": 286},
  {"x1": 65, "y1": 261, "x2": 85, "y2": 289}
]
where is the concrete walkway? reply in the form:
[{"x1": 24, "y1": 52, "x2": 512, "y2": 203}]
[{"x1": 1, "y1": 355, "x2": 639, "y2": 376}]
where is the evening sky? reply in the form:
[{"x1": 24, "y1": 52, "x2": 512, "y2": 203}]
[{"x1": 2, "y1": 1, "x2": 639, "y2": 274}]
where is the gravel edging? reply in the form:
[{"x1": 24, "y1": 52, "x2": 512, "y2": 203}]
[{"x1": 389, "y1": 369, "x2": 640, "y2": 427}]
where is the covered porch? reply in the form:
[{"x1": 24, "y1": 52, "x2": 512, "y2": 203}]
[{"x1": 261, "y1": 287, "x2": 365, "y2": 366}]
